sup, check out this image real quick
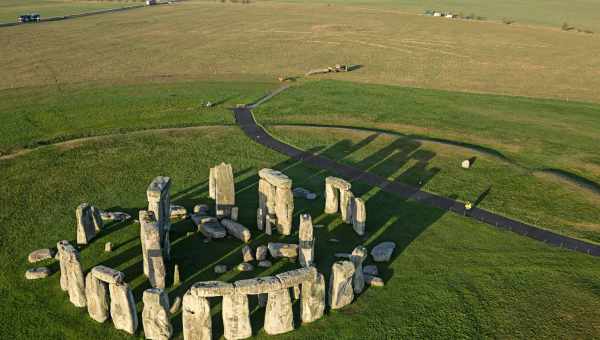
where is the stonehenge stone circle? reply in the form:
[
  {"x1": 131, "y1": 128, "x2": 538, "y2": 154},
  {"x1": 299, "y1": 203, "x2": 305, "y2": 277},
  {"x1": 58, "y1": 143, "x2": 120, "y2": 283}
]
[
  {"x1": 221, "y1": 219, "x2": 251, "y2": 243},
  {"x1": 140, "y1": 210, "x2": 167, "y2": 289},
  {"x1": 109, "y1": 282, "x2": 138, "y2": 334},
  {"x1": 147, "y1": 176, "x2": 172, "y2": 260},
  {"x1": 25, "y1": 267, "x2": 51, "y2": 279},
  {"x1": 371, "y1": 241, "x2": 396, "y2": 262},
  {"x1": 209, "y1": 163, "x2": 236, "y2": 219},
  {"x1": 301, "y1": 272, "x2": 326, "y2": 323},
  {"x1": 85, "y1": 273, "x2": 110, "y2": 323},
  {"x1": 258, "y1": 169, "x2": 294, "y2": 236},
  {"x1": 328, "y1": 260, "x2": 355, "y2": 309},
  {"x1": 142, "y1": 288, "x2": 173, "y2": 340},
  {"x1": 298, "y1": 214, "x2": 314, "y2": 267},
  {"x1": 350, "y1": 246, "x2": 368, "y2": 294},
  {"x1": 28, "y1": 248, "x2": 54, "y2": 263}
]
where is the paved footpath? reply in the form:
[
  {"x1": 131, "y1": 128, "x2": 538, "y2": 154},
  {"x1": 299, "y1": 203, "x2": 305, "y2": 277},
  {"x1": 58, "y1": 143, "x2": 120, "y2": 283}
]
[{"x1": 233, "y1": 107, "x2": 600, "y2": 257}]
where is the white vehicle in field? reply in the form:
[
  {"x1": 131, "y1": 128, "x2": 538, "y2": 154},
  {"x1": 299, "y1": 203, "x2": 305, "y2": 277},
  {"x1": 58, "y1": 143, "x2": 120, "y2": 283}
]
[{"x1": 146, "y1": 0, "x2": 156, "y2": 5}]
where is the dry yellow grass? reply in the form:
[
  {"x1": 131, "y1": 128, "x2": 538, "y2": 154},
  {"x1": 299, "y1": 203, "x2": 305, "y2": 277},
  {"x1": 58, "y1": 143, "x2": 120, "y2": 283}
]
[{"x1": 1, "y1": 1, "x2": 600, "y2": 102}]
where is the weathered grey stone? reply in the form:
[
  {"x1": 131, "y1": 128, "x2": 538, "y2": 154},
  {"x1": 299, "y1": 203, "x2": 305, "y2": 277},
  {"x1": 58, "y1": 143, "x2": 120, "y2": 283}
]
[
  {"x1": 325, "y1": 176, "x2": 351, "y2": 191},
  {"x1": 363, "y1": 265, "x2": 378, "y2": 276},
  {"x1": 258, "y1": 260, "x2": 272, "y2": 268},
  {"x1": 147, "y1": 176, "x2": 172, "y2": 260},
  {"x1": 352, "y1": 197, "x2": 366, "y2": 236},
  {"x1": 340, "y1": 190, "x2": 354, "y2": 223},
  {"x1": 28, "y1": 248, "x2": 54, "y2": 263},
  {"x1": 189, "y1": 281, "x2": 234, "y2": 297},
  {"x1": 191, "y1": 214, "x2": 227, "y2": 239},
  {"x1": 222, "y1": 293, "x2": 252, "y2": 339},
  {"x1": 350, "y1": 246, "x2": 367, "y2": 294},
  {"x1": 265, "y1": 214, "x2": 276, "y2": 236},
  {"x1": 104, "y1": 242, "x2": 113, "y2": 252},
  {"x1": 170, "y1": 204, "x2": 188, "y2": 219},
  {"x1": 231, "y1": 206, "x2": 239, "y2": 221},
  {"x1": 142, "y1": 288, "x2": 173, "y2": 340},
  {"x1": 85, "y1": 273, "x2": 109, "y2": 323},
  {"x1": 91, "y1": 205, "x2": 104, "y2": 232},
  {"x1": 276, "y1": 267, "x2": 317, "y2": 288},
  {"x1": 109, "y1": 282, "x2": 138, "y2": 335},
  {"x1": 324, "y1": 182, "x2": 339, "y2": 214},
  {"x1": 25, "y1": 267, "x2": 51, "y2": 280},
  {"x1": 258, "y1": 168, "x2": 292, "y2": 189},
  {"x1": 100, "y1": 211, "x2": 131, "y2": 222},
  {"x1": 76, "y1": 203, "x2": 96, "y2": 245},
  {"x1": 301, "y1": 272, "x2": 325, "y2": 323},
  {"x1": 234, "y1": 276, "x2": 281, "y2": 295},
  {"x1": 63, "y1": 244, "x2": 86, "y2": 307},
  {"x1": 264, "y1": 288, "x2": 294, "y2": 335},
  {"x1": 56, "y1": 240, "x2": 70, "y2": 291},
  {"x1": 328, "y1": 260, "x2": 355, "y2": 309},
  {"x1": 170, "y1": 296, "x2": 182, "y2": 315},
  {"x1": 241, "y1": 245, "x2": 254, "y2": 262},
  {"x1": 256, "y1": 207, "x2": 265, "y2": 231},
  {"x1": 210, "y1": 163, "x2": 236, "y2": 218},
  {"x1": 298, "y1": 214, "x2": 314, "y2": 267},
  {"x1": 91, "y1": 265, "x2": 125, "y2": 284},
  {"x1": 221, "y1": 219, "x2": 251, "y2": 243},
  {"x1": 140, "y1": 210, "x2": 166, "y2": 289},
  {"x1": 275, "y1": 186, "x2": 294, "y2": 235},
  {"x1": 268, "y1": 242, "x2": 298, "y2": 259},
  {"x1": 183, "y1": 291, "x2": 211, "y2": 340},
  {"x1": 255, "y1": 245, "x2": 268, "y2": 261},
  {"x1": 214, "y1": 265, "x2": 227, "y2": 274},
  {"x1": 236, "y1": 262, "x2": 254, "y2": 272},
  {"x1": 365, "y1": 274, "x2": 384, "y2": 287},
  {"x1": 371, "y1": 242, "x2": 396, "y2": 262}
]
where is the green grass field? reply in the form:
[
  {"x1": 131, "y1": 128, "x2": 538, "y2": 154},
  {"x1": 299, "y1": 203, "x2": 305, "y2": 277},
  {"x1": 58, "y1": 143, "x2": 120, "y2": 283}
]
[{"x1": 0, "y1": 0, "x2": 140, "y2": 23}]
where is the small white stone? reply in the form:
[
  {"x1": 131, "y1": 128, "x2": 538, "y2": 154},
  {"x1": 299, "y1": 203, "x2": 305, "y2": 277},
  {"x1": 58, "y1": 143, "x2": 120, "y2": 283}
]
[{"x1": 236, "y1": 262, "x2": 254, "y2": 272}]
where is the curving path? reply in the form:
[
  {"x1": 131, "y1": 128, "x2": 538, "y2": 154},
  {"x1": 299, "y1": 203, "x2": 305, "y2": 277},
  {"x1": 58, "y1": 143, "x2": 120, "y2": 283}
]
[{"x1": 233, "y1": 106, "x2": 600, "y2": 257}]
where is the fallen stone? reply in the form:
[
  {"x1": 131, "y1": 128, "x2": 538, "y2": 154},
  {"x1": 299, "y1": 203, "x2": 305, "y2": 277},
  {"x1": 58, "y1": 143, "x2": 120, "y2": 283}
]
[
  {"x1": 25, "y1": 267, "x2": 51, "y2": 280},
  {"x1": 222, "y1": 293, "x2": 252, "y2": 339},
  {"x1": 264, "y1": 288, "x2": 294, "y2": 335},
  {"x1": 183, "y1": 292, "x2": 211, "y2": 340},
  {"x1": 109, "y1": 282, "x2": 138, "y2": 334},
  {"x1": 371, "y1": 242, "x2": 396, "y2": 262},
  {"x1": 255, "y1": 245, "x2": 268, "y2": 261},
  {"x1": 28, "y1": 248, "x2": 54, "y2": 263},
  {"x1": 221, "y1": 219, "x2": 251, "y2": 243},
  {"x1": 214, "y1": 265, "x2": 228, "y2": 274},
  {"x1": 363, "y1": 265, "x2": 378, "y2": 276},
  {"x1": 142, "y1": 288, "x2": 173, "y2": 340},
  {"x1": 268, "y1": 242, "x2": 298, "y2": 258},
  {"x1": 293, "y1": 187, "x2": 317, "y2": 200},
  {"x1": 365, "y1": 274, "x2": 385, "y2": 287},
  {"x1": 242, "y1": 245, "x2": 254, "y2": 262},
  {"x1": 237, "y1": 262, "x2": 254, "y2": 272},
  {"x1": 189, "y1": 281, "x2": 234, "y2": 297},
  {"x1": 234, "y1": 276, "x2": 281, "y2": 295},
  {"x1": 301, "y1": 272, "x2": 325, "y2": 323},
  {"x1": 85, "y1": 273, "x2": 109, "y2": 323},
  {"x1": 258, "y1": 260, "x2": 272, "y2": 268},
  {"x1": 328, "y1": 260, "x2": 355, "y2": 309},
  {"x1": 100, "y1": 211, "x2": 131, "y2": 222},
  {"x1": 170, "y1": 204, "x2": 188, "y2": 219},
  {"x1": 91, "y1": 265, "x2": 125, "y2": 284},
  {"x1": 104, "y1": 242, "x2": 113, "y2": 252},
  {"x1": 191, "y1": 214, "x2": 227, "y2": 239}
]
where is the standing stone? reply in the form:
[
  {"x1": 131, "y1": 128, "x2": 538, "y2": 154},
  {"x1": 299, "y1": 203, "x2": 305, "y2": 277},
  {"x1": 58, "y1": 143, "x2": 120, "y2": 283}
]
[
  {"x1": 143, "y1": 288, "x2": 173, "y2": 340},
  {"x1": 301, "y1": 272, "x2": 325, "y2": 323},
  {"x1": 324, "y1": 182, "x2": 339, "y2": 214},
  {"x1": 352, "y1": 197, "x2": 366, "y2": 236},
  {"x1": 56, "y1": 240, "x2": 70, "y2": 291},
  {"x1": 340, "y1": 190, "x2": 354, "y2": 224},
  {"x1": 256, "y1": 208, "x2": 265, "y2": 231},
  {"x1": 298, "y1": 214, "x2": 314, "y2": 267},
  {"x1": 85, "y1": 273, "x2": 109, "y2": 323},
  {"x1": 242, "y1": 245, "x2": 254, "y2": 262},
  {"x1": 170, "y1": 296, "x2": 182, "y2": 315},
  {"x1": 104, "y1": 242, "x2": 113, "y2": 252},
  {"x1": 222, "y1": 293, "x2": 252, "y2": 339},
  {"x1": 264, "y1": 288, "x2": 294, "y2": 335},
  {"x1": 221, "y1": 219, "x2": 251, "y2": 243},
  {"x1": 265, "y1": 214, "x2": 276, "y2": 236},
  {"x1": 173, "y1": 264, "x2": 181, "y2": 287},
  {"x1": 183, "y1": 291, "x2": 211, "y2": 340},
  {"x1": 76, "y1": 203, "x2": 96, "y2": 245},
  {"x1": 28, "y1": 248, "x2": 54, "y2": 263},
  {"x1": 109, "y1": 282, "x2": 138, "y2": 335},
  {"x1": 231, "y1": 206, "x2": 239, "y2": 221},
  {"x1": 328, "y1": 261, "x2": 355, "y2": 309},
  {"x1": 210, "y1": 163, "x2": 236, "y2": 218},
  {"x1": 147, "y1": 176, "x2": 172, "y2": 260},
  {"x1": 257, "y1": 179, "x2": 269, "y2": 230},
  {"x1": 255, "y1": 245, "x2": 268, "y2": 261},
  {"x1": 350, "y1": 246, "x2": 367, "y2": 294},
  {"x1": 140, "y1": 210, "x2": 166, "y2": 289},
  {"x1": 275, "y1": 186, "x2": 294, "y2": 235},
  {"x1": 64, "y1": 244, "x2": 86, "y2": 307},
  {"x1": 208, "y1": 167, "x2": 216, "y2": 200}
]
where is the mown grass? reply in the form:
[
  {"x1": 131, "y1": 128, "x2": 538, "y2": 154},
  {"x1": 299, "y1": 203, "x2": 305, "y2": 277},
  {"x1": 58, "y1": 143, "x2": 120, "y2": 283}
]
[
  {"x1": 0, "y1": 0, "x2": 137, "y2": 23},
  {"x1": 2, "y1": 1, "x2": 600, "y2": 103},
  {"x1": 0, "y1": 80, "x2": 275, "y2": 154},
  {"x1": 269, "y1": 126, "x2": 600, "y2": 244},
  {"x1": 1, "y1": 127, "x2": 599, "y2": 339}
]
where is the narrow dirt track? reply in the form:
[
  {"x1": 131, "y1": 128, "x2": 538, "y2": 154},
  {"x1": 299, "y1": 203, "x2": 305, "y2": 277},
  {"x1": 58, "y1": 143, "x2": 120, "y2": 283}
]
[{"x1": 233, "y1": 106, "x2": 600, "y2": 257}]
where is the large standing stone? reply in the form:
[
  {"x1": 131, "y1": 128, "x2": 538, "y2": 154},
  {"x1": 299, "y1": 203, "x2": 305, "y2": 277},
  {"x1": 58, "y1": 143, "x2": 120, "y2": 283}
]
[
  {"x1": 210, "y1": 163, "x2": 236, "y2": 218},
  {"x1": 56, "y1": 240, "x2": 71, "y2": 291},
  {"x1": 274, "y1": 186, "x2": 294, "y2": 235},
  {"x1": 221, "y1": 219, "x2": 251, "y2": 243},
  {"x1": 63, "y1": 244, "x2": 86, "y2": 307},
  {"x1": 371, "y1": 241, "x2": 396, "y2": 262},
  {"x1": 328, "y1": 260, "x2": 355, "y2": 309},
  {"x1": 76, "y1": 203, "x2": 96, "y2": 245},
  {"x1": 301, "y1": 272, "x2": 325, "y2": 323},
  {"x1": 267, "y1": 242, "x2": 298, "y2": 258},
  {"x1": 350, "y1": 246, "x2": 367, "y2": 294},
  {"x1": 340, "y1": 190, "x2": 354, "y2": 224},
  {"x1": 91, "y1": 265, "x2": 125, "y2": 284},
  {"x1": 264, "y1": 288, "x2": 294, "y2": 335},
  {"x1": 142, "y1": 288, "x2": 173, "y2": 340},
  {"x1": 182, "y1": 291, "x2": 211, "y2": 340},
  {"x1": 298, "y1": 214, "x2": 314, "y2": 267},
  {"x1": 28, "y1": 248, "x2": 54, "y2": 263},
  {"x1": 140, "y1": 210, "x2": 166, "y2": 289},
  {"x1": 222, "y1": 292, "x2": 252, "y2": 339},
  {"x1": 259, "y1": 169, "x2": 293, "y2": 236},
  {"x1": 191, "y1": 214, "x2": 226, "y2": 239},
  {"x1": 352, "y1": 197, "x2": 366, "y2": 236},
  {"x1": 109, "y1": 282, "x2": 138, "y2": 335},
  {"x1": 85, "y1": 273, "x2": 109, "y2": 323},
  {"x1": 147, "y1": 176, "x2": 172, "y2": 259}
]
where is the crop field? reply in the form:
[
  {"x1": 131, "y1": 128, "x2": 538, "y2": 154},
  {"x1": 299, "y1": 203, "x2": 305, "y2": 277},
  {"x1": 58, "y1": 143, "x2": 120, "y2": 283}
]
[{"x1": 1, "y1": 0, "x2": 600, "y2": 338}]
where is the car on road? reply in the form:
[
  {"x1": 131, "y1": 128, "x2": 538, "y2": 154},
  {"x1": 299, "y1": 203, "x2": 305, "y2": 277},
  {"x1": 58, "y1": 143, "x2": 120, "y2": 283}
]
[{"x1": 17, "y1": 13, "x2": 40, "y2": 23}]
